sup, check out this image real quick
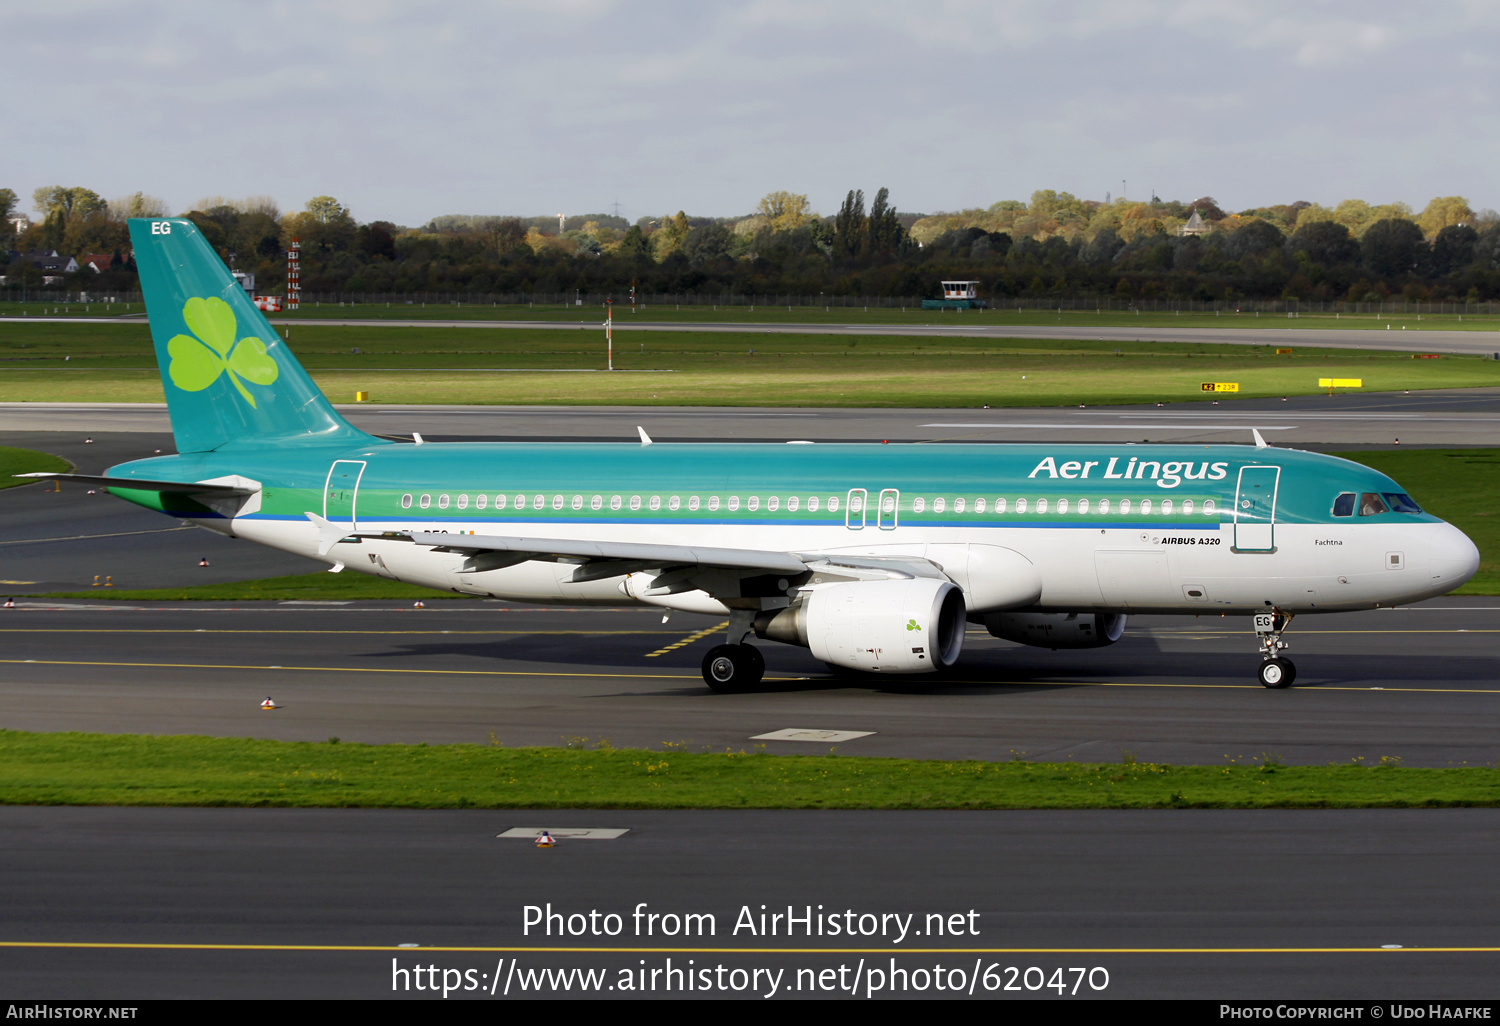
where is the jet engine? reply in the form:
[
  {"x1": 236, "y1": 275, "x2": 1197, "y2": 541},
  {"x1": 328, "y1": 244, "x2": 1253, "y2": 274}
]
[
  {"x1": 754, "y1": 578, "x2": 965, "y2": 673},
  {"x1": 979, "y1": 612, "x2": 1127, "y2": 649}
]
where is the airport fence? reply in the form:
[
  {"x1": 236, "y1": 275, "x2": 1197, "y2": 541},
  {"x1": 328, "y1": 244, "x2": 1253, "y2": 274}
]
[{"x1": 2, "y1": 290, "x2": 1500, "y2": 317}]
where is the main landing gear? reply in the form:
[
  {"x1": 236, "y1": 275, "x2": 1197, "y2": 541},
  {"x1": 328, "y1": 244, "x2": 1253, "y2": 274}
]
[
  {"x1": 701, "y1": 609, "x2": 766, "y2": 692},
  {"x1": 1254, "y1": 609, "x2": 1296, "y2": 688},
  {"x1": 701, "y1": 644, "x2": 765, "y2": 692}
]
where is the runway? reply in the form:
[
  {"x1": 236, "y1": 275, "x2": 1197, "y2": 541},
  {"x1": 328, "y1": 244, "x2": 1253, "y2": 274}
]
[
  {"x1": 6, "y1": 387, "x2": 1500, "y2": 447},
  {"x1": 3, "y1": 805, "x2": 1499, "y2": 999},
  {"x1": 1, "y1": 599, "x2": 1496, "y2": 767}
]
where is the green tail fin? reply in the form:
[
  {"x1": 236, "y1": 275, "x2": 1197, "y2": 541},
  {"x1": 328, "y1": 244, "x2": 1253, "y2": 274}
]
[{"x1": 129, "y1": 217, "x2": 374, "y2": 453}]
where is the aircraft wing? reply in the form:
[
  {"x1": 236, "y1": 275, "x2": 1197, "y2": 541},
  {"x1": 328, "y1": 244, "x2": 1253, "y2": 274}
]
[
  {"x1": 407, "y1": 530, "x2": 809, "y2": 575},
  {"x1": 14, "y1": 472, "x2": 256, "y2": 496}
]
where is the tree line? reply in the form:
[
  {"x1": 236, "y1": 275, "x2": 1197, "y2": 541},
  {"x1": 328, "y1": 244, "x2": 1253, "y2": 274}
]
[{"x1": 4, "y1": 185, "x2": 1500, "y2": 304}]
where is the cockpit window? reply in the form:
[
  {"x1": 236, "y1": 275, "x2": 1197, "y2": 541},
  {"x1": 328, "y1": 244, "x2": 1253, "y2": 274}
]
[
  {"x1": 1358, "y1": 492, "x2": 1389, "y2": 516},
  {"x1": 1382, "y1": 492, "x2": 1423, "y2": 514},
  {"x1": 1332, "y1": 493, "x2": 1355, "y2": 517}
]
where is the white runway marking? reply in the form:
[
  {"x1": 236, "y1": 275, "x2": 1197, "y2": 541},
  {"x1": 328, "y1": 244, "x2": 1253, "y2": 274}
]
[{"x1": 751, "y1": 728, "x2": 875, "y2": 743}]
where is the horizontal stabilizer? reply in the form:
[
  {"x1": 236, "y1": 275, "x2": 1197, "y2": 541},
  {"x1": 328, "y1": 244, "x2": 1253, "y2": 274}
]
[{"x1": 14, "y1": 472, "x2": 254, "y2": 496}]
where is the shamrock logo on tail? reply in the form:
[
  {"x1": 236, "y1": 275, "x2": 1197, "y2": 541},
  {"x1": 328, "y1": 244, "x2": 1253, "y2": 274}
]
[{"x1": 167, "y1": 297, "x2": 279, "y2": 407}]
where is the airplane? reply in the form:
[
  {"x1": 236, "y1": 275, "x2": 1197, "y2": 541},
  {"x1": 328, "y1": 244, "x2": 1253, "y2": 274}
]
[{"x1": 20, "y1": 218, "x2": 1481, "y2": 691}]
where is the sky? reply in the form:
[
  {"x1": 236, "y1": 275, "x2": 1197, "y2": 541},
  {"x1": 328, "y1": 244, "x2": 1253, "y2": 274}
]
[{"x1": 8, "y1": 0, "x2": 1500, "y2": 227}]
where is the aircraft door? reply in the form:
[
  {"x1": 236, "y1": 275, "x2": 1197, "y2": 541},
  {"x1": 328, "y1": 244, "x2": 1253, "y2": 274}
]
[
  {"x1": 877, "y1": 488, "x2": 900, "y2": 530},
  {"x1": 846, "y1": 488, "x2": 867, "y2": 530},
  {"x1": 324, "y1": 460, "x2": 367, "y2": 531},
  {"x1": 1233, "y1": 466, "x2": 1279, "y2": 552}
]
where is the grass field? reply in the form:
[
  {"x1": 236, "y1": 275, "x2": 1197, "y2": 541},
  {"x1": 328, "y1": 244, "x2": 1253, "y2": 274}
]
[
  {"x1": 42, "y1": 570, "x2": 458, "y2": 602},
  {"x1": 3, "y1": 321, "x2": 1499, "y2": 407},
  {"x1": 0, "y1": 729, "x2": 1492, "y2": 809},
  {"x1": 36, "y1": 449, "x2": 1500, "y2": 600},
  {"x1": 0, "y1": 446, "x2": 70, "y2": 491}
]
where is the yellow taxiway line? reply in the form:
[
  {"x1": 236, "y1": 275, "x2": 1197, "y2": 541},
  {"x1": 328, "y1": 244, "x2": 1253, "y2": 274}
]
[{"x1": 0, "y1": 940, "x2": 1495, "y2": 955}]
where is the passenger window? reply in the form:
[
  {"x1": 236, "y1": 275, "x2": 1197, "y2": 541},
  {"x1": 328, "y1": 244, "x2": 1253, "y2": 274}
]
[
  {"x1": 551, "y1": 495, "x2": 563, "y2": 510},
  {"x1": 728, "y1": 497, "x2": 740, "y2": 511},
  {"x1": 807, "y1": 496, "x2": 819, "y2": 512},
  {"x1": 1055, "y1": 499, "x2": 1067, "y2": 514},
  {"x1": 1182, "y1": 499, "x2": 1193, "y2": 514},
  {"x1": 1161, "y1": 499, "x2": 1173, "y2": 515},
  {"x1": 1098, "y1": 499, "x2": 1109, "y2": 514},
  {"x1": 1383, "y1": 493, "x2": 1423, "y2": 514},
  {"x1": 1139, "y1": 499, "x2": 1151, "y2": 514},
  {"x1": 401, "y1": 494, "x2": 413, "y2": 509},
  {"x1": 934, "y1": 497, "x2": 946, "y2": 513},
  {"x1": 913, "y1": 497, "x2": 926, "y2": 513},
  {"x1": 514, "y1": 494, "x2": 525, "y2": 509},
  {"x1": 687, "y1": 496, "x2": 699, "y2": 511},
  {"x1": 1359, "y1": 492, "x2": 1388, "y2": 516},
  {"x1": 419, "y1": 494, "x2": 431, "y2": 508},
  {"x1": 648, "y1": 496, "x2": 661, "y2": 511},
  {"x1": 456, "y1": 494, "x2": 468, "y2": 510},
  {"x1": 976, "y1": 498, "x2": 986, "y2": 513},
  {"x1": 668, "y1": 496, "x2": 680, "y2": 511},
  {"x1": 532, "y1": 494, "x2": 544, "y2": 510},
  {"x1": 768, "y1": 496, "x2": 779, "y2": 511},
  {"x1": 1332, "y1": 493, "x2": 1356, "y2": 517},
  {"x1": 476, "y1": 494, "x2": 487, "y2": 510},
  {"x1": 496, "y1": 494, "x2": 507, "y2": 510},
  {"x1": 747, "y1": 496, "x2": 759, "y2": 511},
  {"x1": 828, "y1": 496, "x2": 839, "y2": 512},
  {"x1": 629, "y1": 495, "x2": 642, "y2": 511},
  {"x1": 1077, "y1": 498, "x2": 1088, "y2": 514},
  {"x1": 591, "y1": 495, "x2": 602, "y2": 510},
  {"x1": 708, "y1": 496, "x2": 720, "y2": 511},
  {"x1": 1036, "y1": 498, "x2": 1048, "y2": 514},
  {"x1": 1119, "y1": 499, "x2": 1131, "y2": 514},
  {"x1": 610, "y1": 495, "x2": 622, "y2": 510},
  {"x1": 571, "y1": 495, "x2": 583, "y2": 510},
  {"x1": 955, "y1": 497, "x2": 967, "y2": 513},
  {"x1": 1203, "y1": 499, "x2": 1215, "y2": 515},
  {"x1": 995, "y1": 498, "x2": 1007, "y2": 513},
  {"x1": 1015, "y1": 498, "x2": 1027, "y2": 513},
  {"x1": 438, "y1": 494, "x2": 450, "y2": 509}
]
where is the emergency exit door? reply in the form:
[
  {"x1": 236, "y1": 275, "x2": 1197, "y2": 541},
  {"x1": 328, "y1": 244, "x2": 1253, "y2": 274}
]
[
  {"x1": 324, "y1": 460, "x2": 367, "y2": 531},
  {"x1": 1233, "y1": 465, "x2": 1279, "y2": 552}
]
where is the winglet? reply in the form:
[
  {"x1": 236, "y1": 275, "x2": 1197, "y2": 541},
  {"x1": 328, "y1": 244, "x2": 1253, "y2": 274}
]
[
  {"x1": 637, "y1": 426, "x2": 653, "y2": 446},
  {"x1": 412, "y1": 432, "x2": 425, "y2": 446},
  {"x1": 304, "y1": 511, "x2": 351, "y2": 557},
  {"x1": 1252, "y1": 429, "x2": 1269, "y2": 449}
]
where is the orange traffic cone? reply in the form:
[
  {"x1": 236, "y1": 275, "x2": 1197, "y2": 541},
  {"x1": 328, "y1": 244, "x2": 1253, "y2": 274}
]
[
  {"x1": 3, "y1": 598, "x2": 13, "y2": 608},
  {"x1": 535, "y1": 831, "x2": 556, "y2": 848},
  {"x1": 260, "y1": 697, "x2": 277, "y2": 710},
  {"x1": 198, "y1": 557, "x2": 209, "y2": 567},
  {"x1": 413, "y1": 601, "x2": 425, "y2": 609}
]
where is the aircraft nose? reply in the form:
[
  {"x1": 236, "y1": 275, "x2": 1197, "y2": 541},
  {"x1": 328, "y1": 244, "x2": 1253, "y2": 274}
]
[{"x1": 1430, "y1": 522, "x2": 1480, "y2": 588}]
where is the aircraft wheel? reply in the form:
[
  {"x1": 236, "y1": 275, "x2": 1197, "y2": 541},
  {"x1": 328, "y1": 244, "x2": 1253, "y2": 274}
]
[
  {"x1": 702, "y1": 644, "x2": 765, "y2": 692},
  {"x1": 1258, "y1": 657, "x2": 1295, "y2": 689}
]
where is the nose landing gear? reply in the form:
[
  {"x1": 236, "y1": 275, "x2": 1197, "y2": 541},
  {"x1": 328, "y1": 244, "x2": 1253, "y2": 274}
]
[{"x1": 1254, "y1": 609, "x2": 1296, "y2": 688}]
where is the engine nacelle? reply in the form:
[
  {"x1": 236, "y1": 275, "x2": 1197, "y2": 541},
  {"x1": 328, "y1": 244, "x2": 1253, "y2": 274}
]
[
  {"x1": 980, "y1": 612, "x2": 1127, "y2": 649},
  {"x1": 755, "y1": 578, "x2": 965, "y2": 674}
]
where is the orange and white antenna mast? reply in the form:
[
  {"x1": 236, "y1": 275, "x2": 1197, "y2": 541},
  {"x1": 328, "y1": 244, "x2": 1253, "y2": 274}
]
[{"x1": 606, "y1": 299, "x2": 613, "y2": 371}]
